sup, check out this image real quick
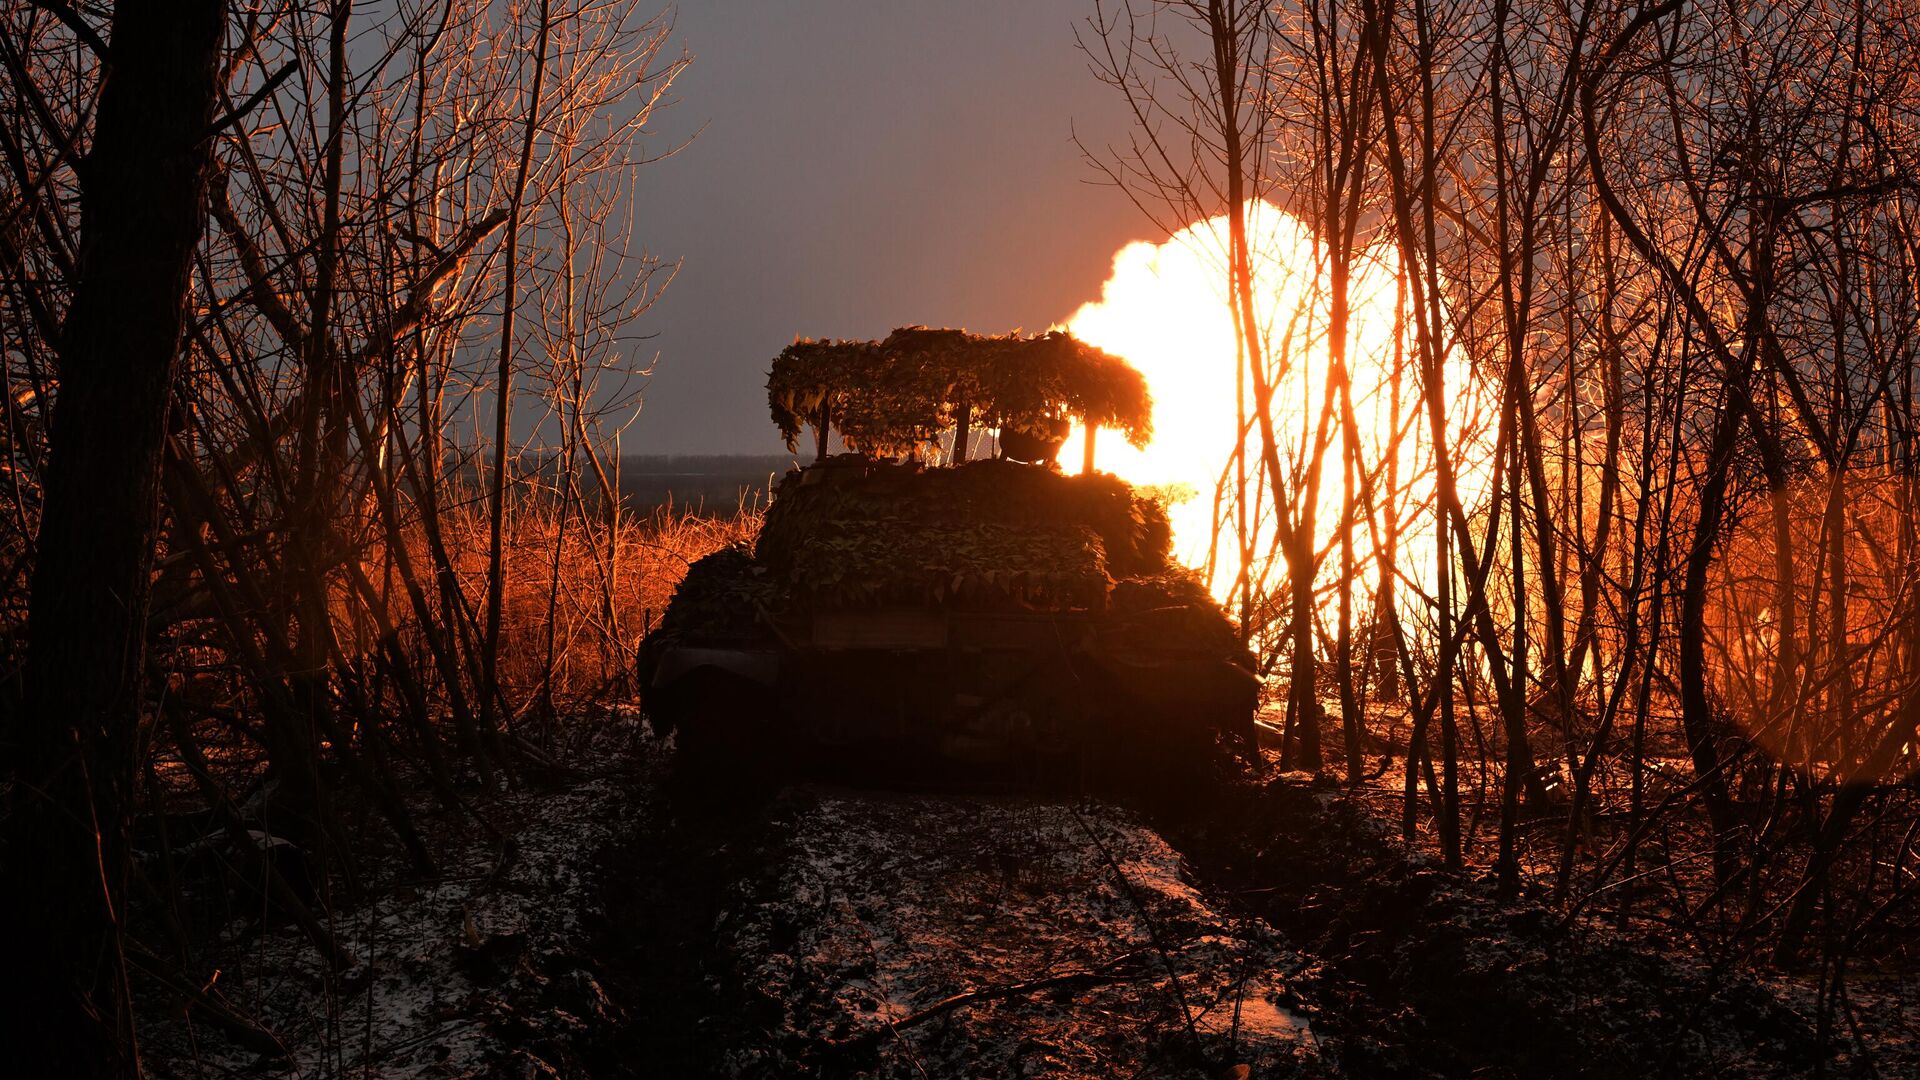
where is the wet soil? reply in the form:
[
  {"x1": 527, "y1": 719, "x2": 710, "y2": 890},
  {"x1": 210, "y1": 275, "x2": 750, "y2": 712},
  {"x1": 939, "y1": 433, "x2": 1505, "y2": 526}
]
[
  {"x1": 138, "y1": 731, "x2": 1897, "y2": 1078},
  {"x1": 578, "y1": 787, "x2": 782, "y2": 1077},
  {"x1": 578, "y1": 761, "x2": 1835, "y2": 1079},
  {"x1": 1152, "y1": 772, "x2": 1822, "y2": 1078}
]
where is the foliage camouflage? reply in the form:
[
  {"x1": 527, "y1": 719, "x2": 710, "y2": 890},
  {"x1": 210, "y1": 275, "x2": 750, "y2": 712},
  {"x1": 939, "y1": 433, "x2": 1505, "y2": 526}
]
[
  {"x1": 633, "y1": 543, "x2": 785, "y2": 700},
  {"x1": 647, "y1": 343, "x2": 1259, "y2": 777},
  {"x1": 755, "y1": 459, "x2": 1174, "y2": 587},
  {"x1": 764, "y1": 339, "x2": 891, "y2": 453},
  {"x1": 644, "y1": 342, "x2": 1250, "y2": 760},
  {"x1": 784, "y1": 519, "x2": 1110, "y2": 610},
  {"x1": 1107, "y1": 568, "x2": 1245, "y2": 657},
  {"x1": 648, "y1": 543, "x2": 786, "y2": 646},
  {"x1": 646, "y1": 462, "x2": 1203, "y2": 632},
  {"x1": 974, "y1": 329, "x2": 1152, "y2": 444},
  {"x1": 766, "y1": 327, "x2": 1152, "y2": 459}
]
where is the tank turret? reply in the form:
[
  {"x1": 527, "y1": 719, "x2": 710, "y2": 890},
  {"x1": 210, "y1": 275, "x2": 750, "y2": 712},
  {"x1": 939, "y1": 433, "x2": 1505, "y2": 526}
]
[{"x1": 640, "y1": 329, "x2": 1258, "y2": 789}]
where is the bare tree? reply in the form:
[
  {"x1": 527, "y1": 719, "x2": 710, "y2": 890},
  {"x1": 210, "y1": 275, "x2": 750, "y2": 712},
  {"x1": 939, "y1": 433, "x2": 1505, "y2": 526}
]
[
  {"x1": 0, "y1": 0, "x2": 687, "y2": 1061},
  {"x1": 4, "y1": 3, "x2": 225, "y2": 1071}
]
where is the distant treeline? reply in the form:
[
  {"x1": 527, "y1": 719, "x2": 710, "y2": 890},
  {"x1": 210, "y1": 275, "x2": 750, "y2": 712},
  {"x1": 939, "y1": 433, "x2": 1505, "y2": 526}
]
[
  {"x1": 615, "y1": 454, "x2": 797, "y2": 512},
  {"x1": 493, "y1": 453, "x2": 798, "y2": 514}
]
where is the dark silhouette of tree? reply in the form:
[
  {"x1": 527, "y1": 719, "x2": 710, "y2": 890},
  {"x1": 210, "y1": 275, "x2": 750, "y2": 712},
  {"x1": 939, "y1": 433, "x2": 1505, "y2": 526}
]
[{"x1": 4, "y1": 2, "x2": 225, "y2": 1072}]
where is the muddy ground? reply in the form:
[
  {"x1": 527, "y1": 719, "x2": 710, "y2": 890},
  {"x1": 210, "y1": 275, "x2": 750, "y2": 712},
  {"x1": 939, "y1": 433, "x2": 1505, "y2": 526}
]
[
  {"x1": 583, "y1": 772, "x2": 1832, "y2": 1080},
  {"x1": 141, "y1": 726, "x2": 1916, "y2": 1078}
]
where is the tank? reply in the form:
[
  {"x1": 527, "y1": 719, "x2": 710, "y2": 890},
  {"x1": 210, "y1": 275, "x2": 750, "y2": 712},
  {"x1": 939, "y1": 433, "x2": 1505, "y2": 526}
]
[{"x1": 637, "y1": 455, "x2": 1261, "y2": 788}]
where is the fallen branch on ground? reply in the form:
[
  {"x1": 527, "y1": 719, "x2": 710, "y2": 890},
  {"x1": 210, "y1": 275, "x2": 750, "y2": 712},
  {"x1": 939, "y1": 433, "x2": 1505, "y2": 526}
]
[{"x1": 825, "y1": 947, "x2": 1155, "y2": 1054}]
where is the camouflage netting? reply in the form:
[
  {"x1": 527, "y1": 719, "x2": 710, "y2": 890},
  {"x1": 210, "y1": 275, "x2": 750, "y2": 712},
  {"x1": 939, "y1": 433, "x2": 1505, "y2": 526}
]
[
  {"x1": 645, "y1": 463, "x2": 1235, "y2": 650},
  {"x1": 640, "y1": 464, "x2": 1251, "y2": 720},
  {"x1": 636, "y1": 544, "x2": 783, "y2": 697},
  {"x1": 646, "y1": 544, "x2": 786, "y2": 646},
  {"x1": 756, "y1": 458, "x2": 1173, "y2": 588},
  {"x1": 747, "y1": 326, "x2": 1174, "y2": 615},
  {"x1": 1108, "y1": 569, "x2": 1245, "y2": 659},
  {"x1": 783, "y1": 519, "x2": 1111, "y2": 610},
  {"x1": 766, "y1": 327, "x2": 1152, "y2": 460}
]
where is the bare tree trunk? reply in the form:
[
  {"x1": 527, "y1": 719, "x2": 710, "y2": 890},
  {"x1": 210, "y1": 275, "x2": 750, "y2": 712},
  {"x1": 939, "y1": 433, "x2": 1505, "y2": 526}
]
[
  {"x1": 1373, "y1": 278, "x2": 1408, "y2": 704},
  {"x1": 1202, "y1": 0, "x2": 1320, "y2": 768},
  {"x1": 1339, "y1": 439, "x2": 1362, "y2": 783},
  {"x1": 4, "y1": 4, "x2": 225, "y2": 1072},
  {"x1": 1676, "y1": 402, "x2": 1745, "y2": 880},
  {"x1": 284, "y1": 0, "x2": 353, "y2": 877},
  {"x1": 482, "y1": 0, "x2": 554, "y2": 740},
  {"x1": 1499, "y1": 421, "x2": 1528, "y2": 896}
]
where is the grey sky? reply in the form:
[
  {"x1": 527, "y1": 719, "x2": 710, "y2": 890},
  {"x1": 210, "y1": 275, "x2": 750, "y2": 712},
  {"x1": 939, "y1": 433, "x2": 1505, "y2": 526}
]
[{"x1": 624, "y1": 2, "x2": 1152, "y2": 454}]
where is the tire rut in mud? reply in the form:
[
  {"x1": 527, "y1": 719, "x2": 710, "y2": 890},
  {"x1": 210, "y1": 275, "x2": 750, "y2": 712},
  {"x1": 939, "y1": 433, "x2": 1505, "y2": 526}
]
[
  {"x1": 604, "y1": 781, "x2": 1318, "y2": 1079},
  {"x1": 1144, "y1": 772, "x2": 1821, "y2": 1079},
  {"x1": 578, "y1": 790, "x2": 785, "y2": 1078},
  {"x1": 579, "y1": 766, "x2": 1822, "y2": 1079}
]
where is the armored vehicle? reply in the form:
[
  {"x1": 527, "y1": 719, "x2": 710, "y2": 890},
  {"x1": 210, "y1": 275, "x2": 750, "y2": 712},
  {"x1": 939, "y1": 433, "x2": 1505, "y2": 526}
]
[{"x1": 637, "y1": 328, "x2": 1260, "y2": 787}]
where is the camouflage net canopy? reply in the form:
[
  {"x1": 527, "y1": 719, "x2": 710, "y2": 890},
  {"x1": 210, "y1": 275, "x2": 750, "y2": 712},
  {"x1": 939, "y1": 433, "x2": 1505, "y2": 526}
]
[
  {"x1": 656, "y1": 327, "x2": 1231, "y2": 636},
  {"x1": 766, "y1": 327, "x2": 1152, "y2": 460}
]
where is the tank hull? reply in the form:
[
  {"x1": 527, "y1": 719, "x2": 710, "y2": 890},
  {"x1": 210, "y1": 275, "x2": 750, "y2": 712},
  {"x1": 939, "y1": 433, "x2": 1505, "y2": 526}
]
[{"x1": 638, "y1": 459, "x2": 1260, "y2": 793}]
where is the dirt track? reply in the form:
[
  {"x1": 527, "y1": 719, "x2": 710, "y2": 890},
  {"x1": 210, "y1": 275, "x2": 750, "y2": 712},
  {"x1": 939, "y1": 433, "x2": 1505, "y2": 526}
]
[
  {"x1": 135, "y1": 740, "x2": 1867, "y2": 1078},
  {"x1": 586, "y1": 766, "x2": 1840, "y2": 1079},
  {"x1": 703, "y1": 788, "x2": 1313, "y2": 1077}
]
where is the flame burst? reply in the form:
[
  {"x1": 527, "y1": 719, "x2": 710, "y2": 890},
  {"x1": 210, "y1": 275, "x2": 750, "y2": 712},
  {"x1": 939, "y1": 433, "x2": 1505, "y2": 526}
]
[{"x1": 1061, "y1": 201, "x2": 1495, "y2": 610}]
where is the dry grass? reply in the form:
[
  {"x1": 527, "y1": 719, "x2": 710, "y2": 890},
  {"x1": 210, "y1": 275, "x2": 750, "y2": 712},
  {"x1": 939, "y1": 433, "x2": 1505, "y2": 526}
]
[
  {"x1": 355, "y1": 491, "x2": 762, "y2": 719},
  {"x1": 493, "y1": 497, "x2": 757, "y2": 710}
]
